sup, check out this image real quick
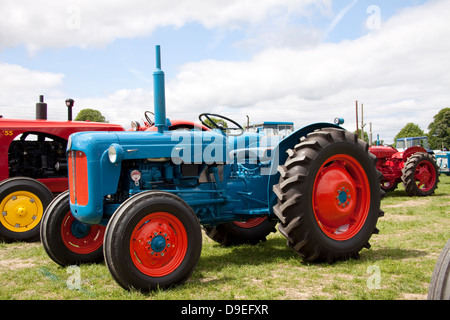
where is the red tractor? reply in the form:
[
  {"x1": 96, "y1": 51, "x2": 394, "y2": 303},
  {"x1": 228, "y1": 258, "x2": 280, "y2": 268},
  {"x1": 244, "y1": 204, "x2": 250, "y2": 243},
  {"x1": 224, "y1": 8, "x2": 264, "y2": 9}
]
[
  {"x1": 369, "y1": 137, "x2": 439, "y2": 196},
  {"x1": 0, "y1": 96, "x2": 124, "y2": 242}
]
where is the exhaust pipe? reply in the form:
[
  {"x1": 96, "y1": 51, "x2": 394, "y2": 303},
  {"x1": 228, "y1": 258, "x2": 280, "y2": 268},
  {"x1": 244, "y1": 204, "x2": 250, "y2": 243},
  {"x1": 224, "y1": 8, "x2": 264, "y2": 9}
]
[
  {"x1": 36, "y1": 95, "x2": 47, "y2": 120},
  {"x1": 66, "y1": 99, "x2": 74, "y2": 121}
]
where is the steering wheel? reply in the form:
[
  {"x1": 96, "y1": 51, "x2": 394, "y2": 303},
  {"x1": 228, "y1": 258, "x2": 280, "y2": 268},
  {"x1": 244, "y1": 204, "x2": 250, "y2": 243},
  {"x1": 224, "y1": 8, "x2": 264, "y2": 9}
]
[
  {"x1": 144, "y1": 111, "x2": 154, "y2": 127},
  {"x1": 199, "y1": 113, "x2": 244, "y2": 136}
]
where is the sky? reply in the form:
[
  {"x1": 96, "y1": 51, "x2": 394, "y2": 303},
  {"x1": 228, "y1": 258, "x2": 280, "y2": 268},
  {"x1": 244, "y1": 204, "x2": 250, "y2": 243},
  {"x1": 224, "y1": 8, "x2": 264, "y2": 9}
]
[{"x1": 0, "y1": 0, "x2": 448, "y2": 144}]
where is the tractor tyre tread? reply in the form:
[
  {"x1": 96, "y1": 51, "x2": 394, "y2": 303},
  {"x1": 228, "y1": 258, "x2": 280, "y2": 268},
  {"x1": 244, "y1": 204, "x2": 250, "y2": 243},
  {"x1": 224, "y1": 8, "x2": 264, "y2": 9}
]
[
  {"x1": 402, "y1": 152, "x2": 440, "y2": 197},
  {"x1": 273, "y1": 128, "x2": 384, "y2": 263},
  {"x1": 428, "y1": 240, "x2": 450, "y2": 300},
  {"x1": 0, "y1": 177, "x2": 54, "y2": 242}
]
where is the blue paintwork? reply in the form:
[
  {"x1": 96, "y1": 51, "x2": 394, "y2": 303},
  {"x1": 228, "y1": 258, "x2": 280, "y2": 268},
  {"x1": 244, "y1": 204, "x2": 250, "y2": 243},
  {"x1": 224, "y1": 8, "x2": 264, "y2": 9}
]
[
  {"x1": 266, "y1": 122, "x2": 342, "y2": 215},
  {"x1": 151, "y1": 235, "x2": 167, "y2": 253},
  {"x1": 153, "y1": 45, "x2": 167, "y2": 133},
  {"x1": 67, "y1": 45, "x2": 342, "y2": 227}
]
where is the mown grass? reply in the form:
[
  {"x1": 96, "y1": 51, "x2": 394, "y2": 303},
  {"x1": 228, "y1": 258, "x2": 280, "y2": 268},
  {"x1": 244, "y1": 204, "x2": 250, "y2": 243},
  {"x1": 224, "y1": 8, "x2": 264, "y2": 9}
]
[{"x1": 0, "y1": 176, "x2": 449, "y2": 300}]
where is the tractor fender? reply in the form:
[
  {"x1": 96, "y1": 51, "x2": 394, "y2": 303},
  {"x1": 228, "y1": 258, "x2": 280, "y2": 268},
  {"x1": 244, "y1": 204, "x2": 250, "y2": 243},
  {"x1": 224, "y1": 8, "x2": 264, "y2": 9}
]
[
  {"x1": 402, "y1": 146, "x2": 428, "y2": 162},
  {"x1": 266, "y1": 122, "x2": 342, "y2": 215}
]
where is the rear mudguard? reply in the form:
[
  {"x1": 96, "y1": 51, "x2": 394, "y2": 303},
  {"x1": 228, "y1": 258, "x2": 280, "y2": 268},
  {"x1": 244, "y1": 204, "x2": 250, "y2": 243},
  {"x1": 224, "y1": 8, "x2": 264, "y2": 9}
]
[
  {"x1": 402, "y1": 146, "x2": 428, "y2": 162},
  {"x1": 266, "y1": 122, "x2": 342, "y2": 215}
]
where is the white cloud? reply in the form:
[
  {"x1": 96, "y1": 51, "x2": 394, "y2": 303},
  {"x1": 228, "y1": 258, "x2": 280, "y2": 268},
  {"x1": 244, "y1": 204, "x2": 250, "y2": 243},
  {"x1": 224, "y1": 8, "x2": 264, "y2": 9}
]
[
  {"x1": 0, "y1": 62, "x2": 65, "y2": 119},
  {"x1": 0, "y1": 0, "x2": 330, "y2": 53},
  {"x1": 76, "y1": 88, "x2": 155, "y2": 128}
]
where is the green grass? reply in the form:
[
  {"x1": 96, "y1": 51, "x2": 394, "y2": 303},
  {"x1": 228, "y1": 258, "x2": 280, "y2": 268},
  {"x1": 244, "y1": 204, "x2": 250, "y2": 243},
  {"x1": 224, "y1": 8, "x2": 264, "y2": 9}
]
[{"x1": 0, "y1": 176, "x2": 449, "y2": 300}]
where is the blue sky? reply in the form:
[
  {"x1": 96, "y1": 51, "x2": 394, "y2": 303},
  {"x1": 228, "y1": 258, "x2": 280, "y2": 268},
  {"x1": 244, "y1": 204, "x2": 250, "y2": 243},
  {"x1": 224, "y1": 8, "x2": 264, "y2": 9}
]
[{"x1": 0, "y1": 0, "x2": 446, "y2": 144}]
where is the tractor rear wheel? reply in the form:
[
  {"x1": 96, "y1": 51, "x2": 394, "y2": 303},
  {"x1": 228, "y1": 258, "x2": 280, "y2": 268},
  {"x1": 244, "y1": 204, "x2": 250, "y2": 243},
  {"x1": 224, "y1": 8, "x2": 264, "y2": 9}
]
[
  {"x1": 40, "y1": 191, "x2": 105, "y2": 266},
  {"x1": 402, "y1": 152, "x2": 439, "y2": 196},
  {"x1": 0, "y1": 177, "x2": 53, "y2": 242},
  {"x1": 273, "y1": 128, "x2": 384, "y2": 262},
  {"x1": 104, "y1": 191, "x2": 202, "y2": 292},
  {"x1": 205, "y1": 217, "x2": 277, "y2": 246}
]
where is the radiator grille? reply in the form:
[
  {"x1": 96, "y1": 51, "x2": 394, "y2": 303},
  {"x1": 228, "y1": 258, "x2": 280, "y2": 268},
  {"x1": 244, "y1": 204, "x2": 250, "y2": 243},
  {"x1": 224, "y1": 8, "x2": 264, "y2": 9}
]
[{"x1": 68, "y1": 150, "x2": 89, "y2": 206}]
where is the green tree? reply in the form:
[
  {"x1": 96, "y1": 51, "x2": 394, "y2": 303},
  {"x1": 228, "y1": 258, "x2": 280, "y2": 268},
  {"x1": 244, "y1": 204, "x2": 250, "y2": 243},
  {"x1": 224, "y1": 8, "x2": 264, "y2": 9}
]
[
  {"x1": 75, "y1": 108, "x2": 108, "y2": 122},
  {"x1": 354, "y1": 129, "x2": 369, "y2": 144},
  {"x1": 393, "y1": 123, "x2": 425, "y2": 147},
  {"x1": 204, "y1": 117, "x2": 228, "y2": 130},
  {"x1": 428, "y1": 108, "x2": 450, "y2": 150}
]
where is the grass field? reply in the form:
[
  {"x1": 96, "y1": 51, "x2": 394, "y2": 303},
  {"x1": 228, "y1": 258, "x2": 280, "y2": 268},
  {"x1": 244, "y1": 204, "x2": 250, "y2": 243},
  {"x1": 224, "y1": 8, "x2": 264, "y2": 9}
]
[{"x1": 0, "y1": 176, "x2": 449, "y2": 300}]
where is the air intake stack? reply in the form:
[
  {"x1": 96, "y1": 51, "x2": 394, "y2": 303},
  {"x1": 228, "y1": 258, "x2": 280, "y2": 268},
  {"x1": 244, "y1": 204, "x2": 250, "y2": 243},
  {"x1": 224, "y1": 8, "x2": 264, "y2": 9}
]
[{"x1": 153, "y1": 45, "x2": 166, "y2": 133}]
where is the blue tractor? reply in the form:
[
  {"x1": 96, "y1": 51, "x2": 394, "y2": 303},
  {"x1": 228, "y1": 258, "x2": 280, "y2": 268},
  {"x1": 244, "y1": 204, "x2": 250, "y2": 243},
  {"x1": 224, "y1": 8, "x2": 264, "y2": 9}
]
[
  {"x1": 436, "y1": 151, "x2": 450, "y2": 176},
  {"x1": 41, "y1": 46, "x2": 384, "y2": 291}
]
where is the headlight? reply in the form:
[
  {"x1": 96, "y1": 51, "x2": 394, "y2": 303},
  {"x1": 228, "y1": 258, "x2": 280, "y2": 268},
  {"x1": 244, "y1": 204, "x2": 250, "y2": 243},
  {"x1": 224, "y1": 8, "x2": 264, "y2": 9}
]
[
  {"x1": 108, "y1": 144, "x2": 124, "y2": 164},
  {"x1": 334, "y1": 118, "x2": 345, "y2": 125}
]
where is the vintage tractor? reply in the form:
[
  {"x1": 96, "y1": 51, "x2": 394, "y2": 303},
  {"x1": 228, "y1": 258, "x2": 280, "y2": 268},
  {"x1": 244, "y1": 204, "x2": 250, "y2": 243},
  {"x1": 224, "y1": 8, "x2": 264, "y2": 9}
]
[
  {"x1": 369, "y1": 138, "x2": 439, "y2": 196},
  {"x1": 436, "y1": 151, "x2": 450, "y2": 176},
  {"x1": 0, "y1": 97, "x2": 124, "y2": 242},
  {"x1": 41, "y1": 45, "x2": 384, "y2": 292}
]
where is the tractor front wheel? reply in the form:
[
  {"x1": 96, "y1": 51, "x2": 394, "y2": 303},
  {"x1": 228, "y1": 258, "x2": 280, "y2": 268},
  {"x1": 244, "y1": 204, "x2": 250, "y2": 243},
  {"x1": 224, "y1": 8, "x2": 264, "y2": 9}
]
[
  {"x1": 0, "y1": 177, "x2": 53, "y2": 242},
  {"x1": 40, "y1": 191, "x2": 105, "y2": 266},
  {"x1": 402, "y1": 152, "x2": 439, "y2": 196},
  {"x1": 104, "y1": 191, "x2": 202, "y2": 292},
  {"x1": 273, "y1": 128, "x2": 384, "y2": 262}
]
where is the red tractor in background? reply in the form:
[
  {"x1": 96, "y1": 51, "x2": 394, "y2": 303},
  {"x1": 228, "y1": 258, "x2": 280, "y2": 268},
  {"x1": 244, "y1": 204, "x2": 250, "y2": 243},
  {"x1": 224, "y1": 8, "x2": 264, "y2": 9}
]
[
  {"x1": 369, "y1": 136, "x2": 439, "y2": 196},
  {"x1": 0, "y1": 96, "x2": 124, "y2": 242}
]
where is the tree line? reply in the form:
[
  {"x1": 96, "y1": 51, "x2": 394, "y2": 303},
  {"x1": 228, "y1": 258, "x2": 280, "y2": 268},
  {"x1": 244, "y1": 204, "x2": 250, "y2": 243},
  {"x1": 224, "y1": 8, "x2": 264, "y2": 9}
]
[{"x1": 393, "y1": 108, "x2": 449, "y2": 150}]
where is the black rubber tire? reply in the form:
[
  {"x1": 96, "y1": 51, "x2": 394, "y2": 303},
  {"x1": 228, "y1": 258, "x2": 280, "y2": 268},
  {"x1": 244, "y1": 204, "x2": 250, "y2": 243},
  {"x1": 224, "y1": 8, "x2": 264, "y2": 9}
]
[
  {"x1": 204, "y1": 217, "x2": 277, "y2": 246},
  {"x1": 0, "y1": 177, "x2": 54, "y2": 242},
  {"x1": 104, "y1": 191, "x2": 202, "y2": 292},
  {"x1": 428, "y1": 240, "x2": 450, "y2": 300},
  {"x1": 273, "y1": 128, "x2": 384, "y2": 262},
  {"x1": 402, "y1": 152, "x2": 440, "y2": 196},
  {"x1": 40, "y1": 191, "x2": 105, "y2": 266}
]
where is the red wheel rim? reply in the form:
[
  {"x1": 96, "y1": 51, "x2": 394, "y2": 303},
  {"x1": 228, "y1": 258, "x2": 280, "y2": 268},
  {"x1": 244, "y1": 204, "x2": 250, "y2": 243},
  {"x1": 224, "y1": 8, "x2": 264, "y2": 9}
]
[
  {"x1": 414, "y1": 160, "x2": 436, "y2": 191},
  {"x1": 233, "y1": 217, "x2": 267, "y2": 228},
  {"x1": 312, "y1": 154, "x2": 371, "y2": 241},
  {"x1": 61, "y1": 212, "x2": 105, "y2": 254},
  {"x1": 130, "y1": 212, "x2": 188, "y2": 277}
]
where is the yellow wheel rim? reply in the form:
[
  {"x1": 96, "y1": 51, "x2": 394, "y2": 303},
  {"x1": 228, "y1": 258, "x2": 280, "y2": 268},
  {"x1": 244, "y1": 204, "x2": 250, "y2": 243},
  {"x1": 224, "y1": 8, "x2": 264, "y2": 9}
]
[{"x1": 0, "y1": 191, "x2": 44, "y2": 233}]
